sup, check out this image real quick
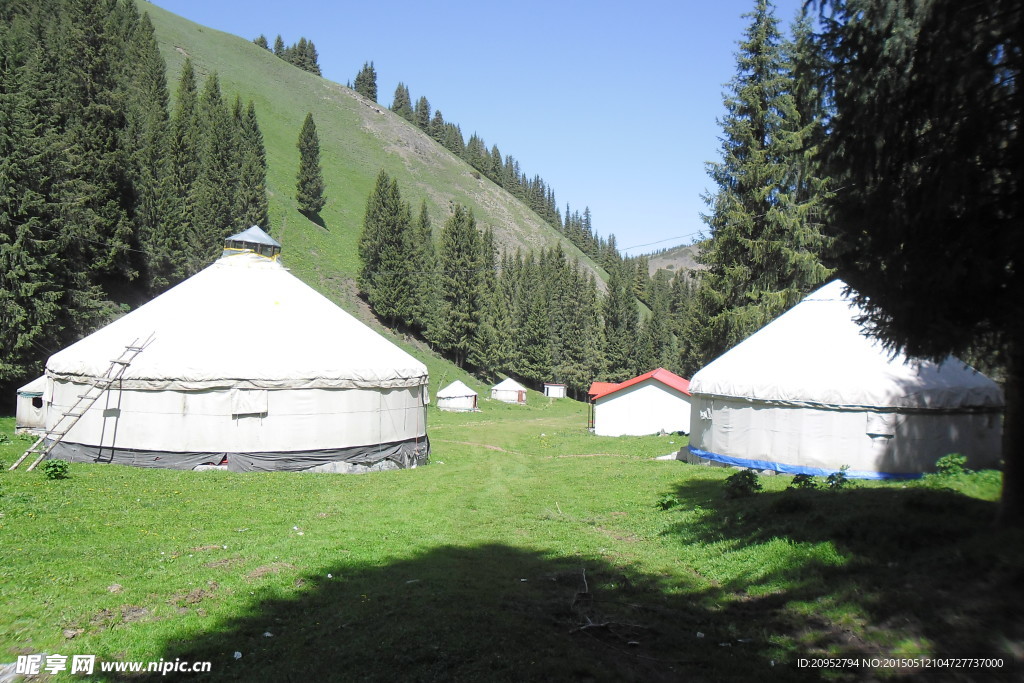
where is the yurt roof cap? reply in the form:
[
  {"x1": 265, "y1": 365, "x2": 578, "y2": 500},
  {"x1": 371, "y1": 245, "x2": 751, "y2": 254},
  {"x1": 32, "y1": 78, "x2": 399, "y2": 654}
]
[{"x1": 224, "y1": 226, "x2": 281, "y2": 259}]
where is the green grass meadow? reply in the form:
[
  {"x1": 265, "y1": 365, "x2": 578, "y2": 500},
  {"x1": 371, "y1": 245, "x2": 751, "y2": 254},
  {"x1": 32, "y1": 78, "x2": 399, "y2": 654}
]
[{"x1": 2, "y1": 401, "x2": 1022, "y2": 681}]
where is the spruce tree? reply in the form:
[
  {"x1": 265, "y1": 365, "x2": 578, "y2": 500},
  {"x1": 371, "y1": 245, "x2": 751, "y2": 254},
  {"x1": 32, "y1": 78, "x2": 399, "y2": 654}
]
[
  {"x1": 391, "y1": 82, "x2": 414, "y2": 121},
  {"x1": 236, "y1": 100, "x2": 269, "y2": 231},
  {"x1": 432, "y1": 204, "x2": 483, "y2": 367},
  {"x1": 170, "y1": 58, "x2": 200, "y2": 269},
  {"x1": 408, "y1": 200, "x2": 438, "y2": 334},
  {"x1": 357, "y1": 170, "x2": 413, "y2": 327},
  {"x1": 0, "y1": 19, "x2": 61, "y2": 384},
  {"x1": 273, "y1": 35, "x2": 285, "y2": 55},
  {"x1": 681, "y1": 0, "x2": 831, "y2": 375},
  {"x1": 354, "y1": 61, "x2": 377, "y2": 102},
  {"x1": 190, "y1": 73, "x2": 239, "y2": 271},
  {"x1": 295, "y1": 112, "x2": 326, "y2": 215},
  {"x1": 253, "y1": 34, "x2": 269, "y2": 50},
  {"x1": 602, "y1": 261, "x2": 640, "y2": 382},
  {"x1": 817, "y1": 0, "x2": 1021, "y2": 523},
  {"x1": 414, "y1": 96, "x2": 431, "y2": 131}
]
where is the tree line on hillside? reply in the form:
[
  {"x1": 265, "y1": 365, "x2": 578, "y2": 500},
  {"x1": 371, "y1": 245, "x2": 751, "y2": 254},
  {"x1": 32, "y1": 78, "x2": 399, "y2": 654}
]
[
  {"x1": 0, "y1": 0, "x2": 269, "y2": 391},
  {"x1": 353, "y1": 63, "x2": 623, "y2": 266},
  {"x1": 357, "y1": 171, "x2": 698, "y2": 396},
  {"x1": 253, "y1": 33, "x2": 322, "y2": 76}
]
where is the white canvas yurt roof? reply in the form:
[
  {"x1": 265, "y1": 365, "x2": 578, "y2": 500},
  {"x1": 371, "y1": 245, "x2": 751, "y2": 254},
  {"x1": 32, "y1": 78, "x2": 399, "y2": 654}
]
[
  {"x1": 47, "y1": 252, "x2": 427, "y2": 391},
  {"x1": 689, "y1": 280, "x2": 1002, "y2": 411},
  {"x1": 17, "y1": 376, "x2": 46, "y2": 398},
  {"x1": 491, "y1": 378, "x2": 526, "y2": 393},
  {"x1": 687, "y1": 280, "x2": 1003, "y2": 478},
  {"x1": 437, "y1": 380, "x2": 477, "y2": 399}
]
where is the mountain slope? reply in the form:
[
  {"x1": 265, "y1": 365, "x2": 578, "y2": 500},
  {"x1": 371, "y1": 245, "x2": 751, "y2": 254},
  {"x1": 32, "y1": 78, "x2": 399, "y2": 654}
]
[{"x1": 143, "y1": 1, "x2": 607, "y2": 297}]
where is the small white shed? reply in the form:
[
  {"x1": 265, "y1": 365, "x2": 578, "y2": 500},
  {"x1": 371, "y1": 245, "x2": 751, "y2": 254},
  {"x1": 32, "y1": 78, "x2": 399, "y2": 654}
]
[
  {"x1": 591, "y1": 368, "x2": 692, "y2": 436},
  {"x1": 437, "y1": 380, "x2": 478, "y2": 412},
  {"x1": 491, "y1": 377, "x2": 527, "y2": 404},
  {"x1": 544, "y1": 383, "x2": 567, "y2": 399},
  {"x1": 15, "y1": 376, "x2": 48, "y2": 434}
]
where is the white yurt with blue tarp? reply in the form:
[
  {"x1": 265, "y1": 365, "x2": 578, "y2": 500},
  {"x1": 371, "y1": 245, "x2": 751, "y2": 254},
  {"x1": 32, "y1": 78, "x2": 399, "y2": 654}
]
[
  {"x1": 39, "y1": 227, "x2": 430, "y2": 472},
  {"x1": 687, "y1": 280, "x2": 1003, "y2": 479}
]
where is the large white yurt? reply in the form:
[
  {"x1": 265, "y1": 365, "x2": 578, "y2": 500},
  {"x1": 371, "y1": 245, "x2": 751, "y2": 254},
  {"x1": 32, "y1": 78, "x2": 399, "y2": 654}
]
[
  {"x1": 490, "y1": 377, "x2": 527, "y2": 404},
  {"x1": 15, "y1": 376, "x2": 48, "y2": 435},
  {"x1": 436, "y1": 380, "x2": 478, "y2": 412},
  {"x1": 687, "y1": 280, "x2": 1003, "y2": 479},
  {"x1": 40, "y1": 227, "x2": 430, "y2": 472}
]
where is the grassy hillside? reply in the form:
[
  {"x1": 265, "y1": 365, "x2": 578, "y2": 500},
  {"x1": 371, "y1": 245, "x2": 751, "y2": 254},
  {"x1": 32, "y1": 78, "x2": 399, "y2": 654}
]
[{"x1": 142, "y1": 1, "x2": 606, "y2": 293}]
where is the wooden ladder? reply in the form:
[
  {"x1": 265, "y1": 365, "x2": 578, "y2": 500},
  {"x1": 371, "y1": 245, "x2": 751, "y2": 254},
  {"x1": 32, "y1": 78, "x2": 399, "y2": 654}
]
[{"x1": 8, "y1": 334, "x2": 155, "y2": 472}]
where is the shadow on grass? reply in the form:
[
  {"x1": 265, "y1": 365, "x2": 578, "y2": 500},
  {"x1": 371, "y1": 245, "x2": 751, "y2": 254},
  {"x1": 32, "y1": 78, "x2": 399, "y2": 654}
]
[
  {"x1": 122, "y1": 544, "x2": 812, "y2": 682},
  {"x1": 300, "y1": 210, "x2": 327, "y2": 230},
  {"x1": 661, "y1": 477, "x2": 1024, "y2": 676}
]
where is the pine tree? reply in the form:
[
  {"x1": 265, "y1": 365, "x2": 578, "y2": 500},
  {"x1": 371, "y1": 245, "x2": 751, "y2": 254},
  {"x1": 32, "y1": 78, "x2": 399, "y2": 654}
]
[
  {"x1": 295, "y1": 112, "x2": 326, "y2": 215},
  {"x1": 354, "y1": 61, "x2": 377, "y2": 102},
  {"x1": 408, "y1": 200, "x2": 437, "y2": 334},
  {"x1": 191, "y1": 72, "x2": 239, "y2": 271},
  {"x1": 681, "y1": 0, "x2": 831, "y2": 375},
  {"x1": 602, "y1": 261, "x2": 640, "y2": 382},
  {"x1": 391, "y1": 82, "x2": 414, "y2": 121},
  {"x1": 357, "y1": 170, "x2": 414, "y2": 327},
  {"x1": 431, "y1": 204, "x2": 483, "y2": 367},
  {"x1": 253, "y1": 34, "x2": 269, "y2": 50},
  {"x1": 169, "y1": 58, "x2": 200, "y2": 270},
  {"x1": 817, "y1": 0, "x2": 1021, "y2": 523},
  {"x1": 0, "y1": 18, "x2": 62, "y2": 384},
  {"x1": 273, "y1": 35, "x2": 285, "y2": 55},
  {"x1": 235, "y1": 100, "x2": 269, "y2": 231},
  {"x1": 122, "y1": 11, "x2": 180, "y2": 292},
  {"x1": 414, "y1": 96, "x2": 431, "y2": 130}
]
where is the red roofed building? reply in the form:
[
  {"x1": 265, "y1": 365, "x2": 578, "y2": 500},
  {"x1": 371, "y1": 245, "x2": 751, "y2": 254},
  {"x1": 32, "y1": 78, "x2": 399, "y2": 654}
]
[{"x1": 589, "y1": 368, "x2": 692, "y2": 436}]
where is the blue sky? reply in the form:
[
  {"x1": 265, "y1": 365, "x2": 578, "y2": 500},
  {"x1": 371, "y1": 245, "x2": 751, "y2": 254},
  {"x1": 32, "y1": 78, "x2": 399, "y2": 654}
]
[{"x1": 150, "y1": 0, "x2": 807, "y2": 255}]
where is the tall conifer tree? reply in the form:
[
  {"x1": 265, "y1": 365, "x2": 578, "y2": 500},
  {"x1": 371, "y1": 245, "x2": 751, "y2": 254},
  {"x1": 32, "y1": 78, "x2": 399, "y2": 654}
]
[
  {"x1": 681, "y1": 0, "x2": 831, "y2": 374},
  {"x1": 432, "y1": 204, "x2": 482, "y2": 367},
  {"x1": 358, "y1": 170, "x2": 414, "y2": 327},
  {"x1": 295, "y1": 112, "x2": 326, "y2": 215}
]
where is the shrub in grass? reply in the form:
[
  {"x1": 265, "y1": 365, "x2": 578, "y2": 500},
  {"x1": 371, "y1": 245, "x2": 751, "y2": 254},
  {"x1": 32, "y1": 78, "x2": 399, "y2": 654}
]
[
  {"x1": 724, "y1": 469, "x2": 761, "y2": 498},
  {"x1": 657, "y1": 493, "x2": 681, "y2": 510},
  {"x1": 826, "y1": 465, "x2": 851, "y2": 490},
  {"x1": 787, "y1": 473, "x2": 818, "y2": 490},
  {"x1": 41, "y1": 459, "x2": 70, "y2": 480},
  {"x1": 935, "y1": 453, "x2": 970, "y2": 477}
]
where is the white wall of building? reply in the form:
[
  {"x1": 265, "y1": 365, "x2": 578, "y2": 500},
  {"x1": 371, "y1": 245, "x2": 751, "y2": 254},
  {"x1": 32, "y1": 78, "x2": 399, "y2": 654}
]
[{"x1": 594, "y1": 380, "x2": 691, "y2": 436}]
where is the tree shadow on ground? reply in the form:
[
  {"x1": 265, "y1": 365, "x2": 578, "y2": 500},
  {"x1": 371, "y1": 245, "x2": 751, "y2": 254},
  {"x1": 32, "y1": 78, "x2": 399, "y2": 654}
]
[
  {"x1": 123, "y1": 544, "x2": 821, "y2": 682},
  {"x1": 300, "y1": 210, "x2": 327, "y2": 230},
  {"x1": 661, "y1": 476, "x2": 1024, "y2": 678}
]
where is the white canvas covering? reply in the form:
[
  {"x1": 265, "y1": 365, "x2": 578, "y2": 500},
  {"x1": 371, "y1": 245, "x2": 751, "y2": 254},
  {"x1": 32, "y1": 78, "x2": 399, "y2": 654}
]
[
  {"x1": 490, "y1": 377, "x2": 527, "y2": 404},
  {"x1": 688, "y1": 280, "x2": 1003, "y2": 478},
  {"x1": 42, "y1": 250, "x2": 429, "y2": 471},
  {"x1": 437, "y1": 380, "x2": 478, "y2": 412},
  {"x1": 15, "y1": 376, "x2": 48, "y2": 434}
]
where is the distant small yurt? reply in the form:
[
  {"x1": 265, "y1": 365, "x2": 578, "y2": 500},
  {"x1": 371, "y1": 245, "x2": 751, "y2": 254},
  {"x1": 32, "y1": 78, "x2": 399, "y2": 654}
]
[
  {"x1": 544, "y1": 383, "x2": 567, "y2": 399},
  {"x1": 491, "y1": 377, "x2": 527, "y2": 404},
  {"x1": 36, "y1": 227, "x2": 430, "y2": 473},
  {"x1": 590, "y1": 368, "x2": 692, "y2": 436},
  {"x1": 688, "y1": 280, "x2": 1004, "y2": 478},
  {"x1": 15, "y1": 376, "x2": 48, "y2": 435},
  {"x1": 437, "y1": 380, "x2": 478, "y2": 412}
]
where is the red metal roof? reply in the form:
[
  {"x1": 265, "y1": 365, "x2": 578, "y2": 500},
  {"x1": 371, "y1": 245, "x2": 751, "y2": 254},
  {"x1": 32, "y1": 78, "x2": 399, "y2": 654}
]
[
  {"x1": 589, "y1": 368, "x2": 691, "y2": 400},
  {"x1": 587, "y1": 381, "x2": 620, "y2": 398}
]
